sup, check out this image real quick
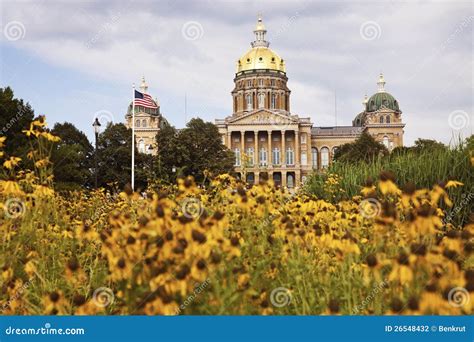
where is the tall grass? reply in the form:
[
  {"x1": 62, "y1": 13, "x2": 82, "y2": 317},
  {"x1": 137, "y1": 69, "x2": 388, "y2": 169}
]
[{"x1": 304, "y1": 143, "x2": 473, "y2": 227}]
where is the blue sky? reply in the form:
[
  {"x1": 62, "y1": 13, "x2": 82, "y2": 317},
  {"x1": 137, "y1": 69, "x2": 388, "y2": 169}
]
[{"x1": 0, "y1": 0, "x2": 472, "y2": 145}]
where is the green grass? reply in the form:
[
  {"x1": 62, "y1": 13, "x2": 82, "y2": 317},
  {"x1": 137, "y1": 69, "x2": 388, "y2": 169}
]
[{"x1": 304, "y1": 143, "x2": 474, "y2": 227}]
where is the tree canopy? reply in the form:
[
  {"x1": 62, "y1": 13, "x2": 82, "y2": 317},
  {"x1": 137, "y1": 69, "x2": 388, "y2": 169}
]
[
  {"x1": 333, "y1": 132, "x2": 388, "y2": 163},
  {"x1": 51, "y1": 122, "x2": 93, "y2": 190},
  {"x1": 0, "y1": 87, "x2": 35, "y2": 159},
  {"x1": 155, "y1": 118, "x2": 234, "y2": 183}
]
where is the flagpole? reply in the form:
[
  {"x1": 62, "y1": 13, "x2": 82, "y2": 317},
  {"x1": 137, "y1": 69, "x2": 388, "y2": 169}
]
[{"x1": 131, "y1": 83, "x2": 135, "y2": 191}]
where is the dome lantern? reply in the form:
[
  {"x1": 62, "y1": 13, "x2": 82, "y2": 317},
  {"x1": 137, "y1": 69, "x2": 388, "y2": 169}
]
[
  {"x1": 377, "y1": 73, "x2": 386, "y2": 93},
  {"x1": 251, "y1": 15, "x2": 269, "y2": 48},
  {"x1": 140, "y1": 76, "x2": 148, "y2": 94}
]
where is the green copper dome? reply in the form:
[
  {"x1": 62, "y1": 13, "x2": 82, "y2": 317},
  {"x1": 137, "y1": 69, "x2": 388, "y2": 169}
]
[{"x1": 366, "y1": 92, "x2": 400, "y2": 112}]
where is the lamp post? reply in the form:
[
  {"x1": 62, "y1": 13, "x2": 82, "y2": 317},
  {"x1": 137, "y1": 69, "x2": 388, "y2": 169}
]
[{"x1": 92, "y1": 118, "x2": 101, "y2": 189}]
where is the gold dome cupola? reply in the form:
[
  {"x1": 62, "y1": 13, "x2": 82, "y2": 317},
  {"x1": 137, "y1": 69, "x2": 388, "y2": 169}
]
[
  {"x1": 251, "y1": 15, "x2": 269, "y2": 48},
  {"x1": 237, "y1": 15, "x2": 286, "y2": 74}
]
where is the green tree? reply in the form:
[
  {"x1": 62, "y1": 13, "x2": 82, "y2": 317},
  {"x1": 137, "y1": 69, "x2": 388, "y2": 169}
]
[
  {"x1": 411, "y1": 138, "x2": 446, "y2": 153},
  {"x1": 155, "y1": 118, "x2": 234, "y2": 183},
  {"x1": 0, "y1": 87, "x2": 35, "y2": 159},
  {"x1": 50, "y1": 122, "x2": 93, "y2": 190},
  {"x1": 333, "y1": 132, "x2": 388, "y2": 163}
]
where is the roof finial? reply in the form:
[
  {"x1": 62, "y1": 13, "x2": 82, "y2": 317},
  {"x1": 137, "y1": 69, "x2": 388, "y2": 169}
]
[
  {"x1": 362, "y1": 94, "x2": 368, "y2": 106},
  {"x1": 377, "y1": 73, "x2": 386, "y2": 93},
  {"x1": 140, "y1": 76, "x2": 148, "y2": 94},
  {"x1": 251, "y1": 14, "x2": 269, "y2": 48}
]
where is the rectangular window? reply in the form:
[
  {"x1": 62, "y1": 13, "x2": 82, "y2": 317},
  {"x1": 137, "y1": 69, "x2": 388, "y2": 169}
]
[
  {"x1": 286, "y1": 149, "x2": 294, "y2": 165},
  {"x1": 272, "y1": 148, "x2": 280, "y2": 165},
  {"x1": 246, "y1": 148, "x2": 254, "y2": 166},
  {"x1": 301, "y1": 134, "x2": 306, "y2": 144},
  {"x1": 259, "y1": 148, "x2": 267, "y2": 166},
  {"x1": 234, "y1": 149, "x2": 241, "y2": 166},
  {"x1": 301, "y1": 152, "x2": 307, "y2": 165}
]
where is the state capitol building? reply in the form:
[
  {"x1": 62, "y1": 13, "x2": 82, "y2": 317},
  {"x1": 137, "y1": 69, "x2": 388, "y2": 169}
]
[{"x1": 126, "y1": 16, "x2": 405, "y2": 188}]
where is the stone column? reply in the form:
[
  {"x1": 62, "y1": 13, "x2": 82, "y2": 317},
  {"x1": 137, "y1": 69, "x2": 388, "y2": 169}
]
[
  {"x1": 295, "y1": 130, "x2": 300, "y2": 166},
  {"x1": 295, "y1": 170, "x2": 301, "y2": 187},
  {"x1": 281, "y1": 131, "x2": 286, "y2": 166},
  {"x1": 227, "y1": 131, "x2": 232, "y2": 149},
  {"x1": 282, "y1": 171, "x2": 287, "y2": 187},
  {"x1": 267, "y1": 130, "x2": 272, "y2": 167},
  {"x1": 254, "y1": 131, "x2": 258, "y2": 167},
  {"x1": 240, "y1": 131, "x2": 245, "y2": 156}
]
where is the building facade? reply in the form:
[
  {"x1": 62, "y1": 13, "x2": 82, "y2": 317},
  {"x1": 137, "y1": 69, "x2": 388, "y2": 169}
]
[
  {"x1": 124, "y1": 77, "x2": 163, "y2": 155},
  {"x1": 215, "y1": 16, "x2": 405, "y2": 187}
]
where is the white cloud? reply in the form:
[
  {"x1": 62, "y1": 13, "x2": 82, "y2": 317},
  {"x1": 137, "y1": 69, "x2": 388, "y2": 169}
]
[{"x1": 1, "y1": 0, "x2": 472, "y2": 145}]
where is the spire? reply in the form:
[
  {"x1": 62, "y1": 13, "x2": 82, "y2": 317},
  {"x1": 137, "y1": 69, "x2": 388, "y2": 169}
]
[
  {"x1": 140, "y1": 76, "x2": 148, "y2": 94},
  {"x1": 362, "y1": 94, "x2": 368, "y2": 107},
  {"x1": 377, "y1": 73, "x2": 386, "y2": 93},
  {"x1": 251, "y1": 14, "x2": 269, "y2": 48}
]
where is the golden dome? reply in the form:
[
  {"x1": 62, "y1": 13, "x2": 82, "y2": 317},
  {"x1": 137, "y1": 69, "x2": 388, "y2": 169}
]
[
  {"x1": 236, "y1": 16, "x2": 286, "y2": 74},
  {"x1": 237, "y1": 47, "x2": 285, "y2": 73}
]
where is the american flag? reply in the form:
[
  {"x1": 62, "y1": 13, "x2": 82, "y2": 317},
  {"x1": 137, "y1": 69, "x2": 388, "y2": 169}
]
[{"x1": 134, "y1": 90, "x2": 158, "y2": 109}]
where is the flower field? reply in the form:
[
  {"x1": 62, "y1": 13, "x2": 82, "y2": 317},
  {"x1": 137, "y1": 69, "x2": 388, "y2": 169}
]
[{"x1": 1, "y1": 120, "x2": 473, "y2": 315}]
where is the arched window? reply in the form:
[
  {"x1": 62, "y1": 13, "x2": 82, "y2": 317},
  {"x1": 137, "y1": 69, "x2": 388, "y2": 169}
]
[
  {"x1": 272, "y1": 147, "x2": 280, "y2": 165},
  {"x1": 258, "y1": 93, "x2": 265, "y2": 109},
  {"x1": 287, "y1": 174, "x2": 294, "y2": 188},
  {"x1": 286, "y1": 148, "x2": 294, "y2": 165},
  {"x1": 246, "y1": 173, "x2": 255, "y2": 185},
  {"x1": 135, "y1": 119, "x2": 141, "y2": 127},
  {"x1": 379, "y1": 116, "x2": 384, "y2": 124},
  {"x1": 271, "y1": 94, "x2": 277, "y2": 109},
  {"x1": 234, "y1": 148, "x2": 241, "y2": 166},
  {"x1": 142, "y1": 119, "x2": 147, "y2": 127},
  {"x1": 370, "y1": 101, "x2": 376, "y2": 111},
  {"x1": 246, "y1": 147, "x2": 254, "y2": 166},
  {"x1": 138, "y1": 139, "x2": 145, "y2": 153},
  {"x1": 383, "y1": 136, "x2": 390, "y2": 149},
  {"x1": 386, "y1": 115, "x2": 391, "y2": 123},
  {"x1": 321, "y1": 147, "x2": 329, "y2": 168},
  {"x1": 259, "y1": 147, "x2": 267, "y2": 166},
  {"x1": 311, "y1": 148, "x2": 318, "y2": 169},
  {"x1": 246, "y1": 94, "x2": 253, "y2": 110}
]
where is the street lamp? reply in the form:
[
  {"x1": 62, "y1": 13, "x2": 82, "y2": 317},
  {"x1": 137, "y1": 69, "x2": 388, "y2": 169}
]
[{"x1": 92, "y1": 118, "x2": 101, "y2": 188}]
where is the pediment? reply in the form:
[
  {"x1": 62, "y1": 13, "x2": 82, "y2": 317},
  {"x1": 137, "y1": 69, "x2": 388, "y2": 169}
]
[{"x1": 227, "y1": 110, "x2": 299, "y2": 125}]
